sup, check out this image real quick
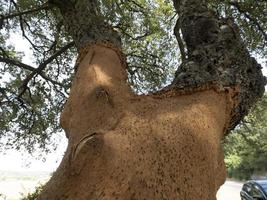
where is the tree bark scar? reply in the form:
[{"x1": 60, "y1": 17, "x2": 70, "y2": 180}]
[
  {"x1": 155, "y1": 82, "x2": 240, "y2": 134},
  {"x1": 88, "y1": 50, "x2": 96, "y2": 65},
  {"x1": 95, "y1": 87, "x2": 114, "y2": 107},
  {"x1": 75, "y1": 49, "x2": 96, "y2": 73},
  {"x1": 72, "y1": 132, "x2": 97, "y2": 161},
  {"x1": 70, "y1": 132, "x2": 104, "y2": 175},
  {"x1": 74, "y1": 40, "x2": 127, "y2": 73}
]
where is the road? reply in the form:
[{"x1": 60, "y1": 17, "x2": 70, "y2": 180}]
[
  {"x1": 0, "y1": 177, "x2": 242, "y2": 200},
  {"x1": 217, "y1": 180, "x2": 243, "y2": 200}
]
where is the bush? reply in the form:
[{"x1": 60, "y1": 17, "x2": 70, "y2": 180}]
[{"x1": 20, "y1": 185, "x2": 43, "y2": 200}]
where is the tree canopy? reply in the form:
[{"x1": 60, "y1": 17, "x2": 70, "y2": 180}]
[{"x1": 0, "y1": 0, "x2": 266, "y2": 154}]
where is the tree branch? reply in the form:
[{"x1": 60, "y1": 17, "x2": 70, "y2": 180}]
[
  {"x1": 37, "y1": 41, "x2": 75, "y2": 74},
  {"x1": 0, "y1": 42, "x2": 74, "y2": 98},
  {"x1": 0, "y1": 57, "x2": 35, "y2": 71},
  {"x1": 8, "y1": 0, "x2": 40, "y2": 51},
  {"x1": 17, "y1": 41, "x2": 74, "y2": 98},
  {"x1": 170, "y1": 0, "x2": 266, "y2": 133},
  {"x1": 174, "y1": 17, "x2": 186, "y2": 62},
  {"x1": 0, "y1": 56, "x2": 65, "y2": 88},
  {"x1": 18, "y1": 15, "x2": 40, "y2": 51},
  {"x1": 1, "y1": 2, "x2": 52, "y2": 21},
  {"x1": 229, "y1": 1, "x2": 267, "y2": 42}
]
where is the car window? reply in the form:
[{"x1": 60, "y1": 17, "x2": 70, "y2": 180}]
[
  {"x1": 243, "y1": 183, "x2": 252, "y2": 195},
  {"x1": 261, "y1": 184, "x2": 267, "y2": 194},
  {"x1": 251, "y1": 185, "x2": 264, "y2": 198}
]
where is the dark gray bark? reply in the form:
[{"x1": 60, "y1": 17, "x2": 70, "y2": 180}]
[
  {"x1": 171, "y1": 0, "x2": 266, "y2": 132},
  {"x1": 48, "y1": 0, "x2": 121, "y2": 50}
]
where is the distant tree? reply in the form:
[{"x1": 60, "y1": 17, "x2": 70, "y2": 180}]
[
  {"x1": 0, "y1": 0, "x2": 266, "y2": 199},
  {"x1": 21, "y1": 185, "x2": 43, "y2": 200},
  {"x1": 224, "y1": 93, "x2": 267, "y2": 180}
]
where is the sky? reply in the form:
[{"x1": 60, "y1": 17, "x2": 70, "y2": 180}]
[
  {"x1": 0, "y1": 34, "x2": 68, "y2": 172},
  {"x1": 0, "y1": 33, "x2": 266, "y2": 173},
  {"x1": 0, "y1": 134, "x2": 67, "y2": 172}
]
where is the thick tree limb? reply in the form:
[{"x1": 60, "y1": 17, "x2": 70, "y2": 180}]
[
  {"x1": 170, "y1": 0, "x2": 266, "y2": 132},
  {"x1": 36, "y1": 41, "x2": 75, "y2": 74},
  {"x1": 50, "y1": 0, "x2": 121, "y2": 50}
]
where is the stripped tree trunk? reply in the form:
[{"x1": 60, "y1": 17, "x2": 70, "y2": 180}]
[{"x1": 38, "y1": 0, "x2": 265, "y2": 199}]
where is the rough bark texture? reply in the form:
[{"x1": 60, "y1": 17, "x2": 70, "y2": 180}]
[
  {"x1": 171, "y1": 0, "x2": 266, "y2": 132},
  {"x1": 38, "y1": 44, "x2": 234, "y2": 199},
  {"x1": 37, "y1": 0, "x2": 266, "y2": 199},
  {"x1": 48, "y1": 0, "x2": 121, "y2": 50}
]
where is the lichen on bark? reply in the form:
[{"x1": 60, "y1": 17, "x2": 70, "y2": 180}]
[{"x1": 171, "y1": 0, "x2": 266, "y2": 132}]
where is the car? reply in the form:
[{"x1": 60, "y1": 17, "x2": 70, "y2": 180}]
[{"x1": 240, "y1": 180, "x2": 267, "y2": 200}]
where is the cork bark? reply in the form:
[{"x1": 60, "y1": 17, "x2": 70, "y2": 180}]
[
  {"x1": 38, "y1": 44, "x2": 233, "y2": 200},
  {"x1": 38, "y1": 0, "x2": 266, "y2": 199}
]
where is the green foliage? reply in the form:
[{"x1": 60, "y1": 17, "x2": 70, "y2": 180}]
[
  {"x1": 0, "y1": 0, "x2": 75, "y2": 154},
  {"x1": 20, "y1": 185, "x2": 43, "y2": 200},
  {"x1": 223, "y1": 93, "x2": 267, "y2": 180},
  {"x1": 208, "y1": 0, "x2": 267, "y2": 58},
  {"x1": 101, "y1": 0, "x2": 178, "y2": 92}
]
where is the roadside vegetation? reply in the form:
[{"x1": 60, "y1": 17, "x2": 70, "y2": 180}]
[
  {"x1": 20, "y1": 185, "x2": 43, "y2": 200},
  {"x1": 224, "y1": 93, "x2": 267, "y2": 180}
]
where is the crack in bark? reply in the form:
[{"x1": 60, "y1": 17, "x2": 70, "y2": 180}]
[{"x1": 72, "y1": 132, "x2": 98, "y2": 161}]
